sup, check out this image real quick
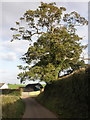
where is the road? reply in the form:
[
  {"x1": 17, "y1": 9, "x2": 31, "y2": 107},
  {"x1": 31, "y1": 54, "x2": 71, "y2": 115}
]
[{"x1": 22, "y1": 96, "x2": 58, "y2": 119}]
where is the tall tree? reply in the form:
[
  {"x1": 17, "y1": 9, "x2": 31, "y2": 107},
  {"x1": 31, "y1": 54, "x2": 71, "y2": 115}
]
[{"x1": 11, "y1": 2, "x2": 88, "y2": 83}]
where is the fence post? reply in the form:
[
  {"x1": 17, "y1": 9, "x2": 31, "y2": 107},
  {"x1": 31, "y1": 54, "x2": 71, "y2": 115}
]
[{"x1": 20, "y1": 88, "x2": 23, "y2": 96}]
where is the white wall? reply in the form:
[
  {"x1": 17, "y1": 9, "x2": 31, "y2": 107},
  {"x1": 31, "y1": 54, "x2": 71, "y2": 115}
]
[{"x1": 0, "y1": 84, "x2": 9, "y2": 89}]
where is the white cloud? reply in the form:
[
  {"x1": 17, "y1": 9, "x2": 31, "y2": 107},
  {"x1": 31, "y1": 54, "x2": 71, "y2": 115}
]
[
  {"x1": 76, "y1": 26, "x2": 88, "y2": 45},
  {"x1": 0, "y1": 71, "x2": 20, "y2": 84},
  {"x1": 0, "y1": 1, "x2": 89, "y2": 85},
  {"x1": 0, "y1": 52, "x2": 17, "y2": 61},
  {"x1": 0, "y1": 40, "x2": 29, "y2": 55},
  {"x1": 1, "y1": 0, "x2": 89, "y2": 2},
  {"x1": 0, "y1": 69, "x2": 7, "y2": 73}
]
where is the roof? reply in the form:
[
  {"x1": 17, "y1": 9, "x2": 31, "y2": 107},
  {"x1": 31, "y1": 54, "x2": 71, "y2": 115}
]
[
  {"x1": 0, "y1": 83, "x2": 5, "y2": 87},
  {"x1": 25, "y1": 83, "x2": 43, "y2": 90}
]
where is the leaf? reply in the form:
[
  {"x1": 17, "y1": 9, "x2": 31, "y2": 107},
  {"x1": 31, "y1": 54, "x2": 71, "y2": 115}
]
[{"x1": 10, "y1": 2, "x2": 88, "y2": 83}]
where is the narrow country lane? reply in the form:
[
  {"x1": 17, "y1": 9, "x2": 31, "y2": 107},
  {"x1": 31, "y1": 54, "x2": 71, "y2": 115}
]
[{"x1": 22, "y1": 96, "x2": 58, "y2": 119}]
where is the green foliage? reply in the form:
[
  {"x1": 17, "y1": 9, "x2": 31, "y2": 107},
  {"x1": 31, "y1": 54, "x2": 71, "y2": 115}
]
[
  {"x1": 1, "y1": 95, "x2": 25, "y2": 119},
  {"x1": 37, "y1": 66, "x2": 89, "y2": 118},
  {"x1": 2, "y1": 89, "x2": 21, "y2": 96},
  {"x1": 11, "y1": 2, "x2": 88, "y2": 83}
]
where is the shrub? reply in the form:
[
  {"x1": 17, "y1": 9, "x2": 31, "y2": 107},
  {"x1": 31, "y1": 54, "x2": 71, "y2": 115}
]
[
  {"x1": 37, "y1": 67, "x2": 89, "y2": 118},
  {"x1": 2, "y1": 89, "x2": 21, "y2": 96},
  {"x1": 1, "y1": 95, "x2": 25, "y2": 119}
]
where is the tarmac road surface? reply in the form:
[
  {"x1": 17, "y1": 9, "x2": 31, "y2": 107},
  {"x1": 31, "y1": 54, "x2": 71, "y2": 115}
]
[{"x1": 22, "y1": 96, "x2": 58, "y2": 119}]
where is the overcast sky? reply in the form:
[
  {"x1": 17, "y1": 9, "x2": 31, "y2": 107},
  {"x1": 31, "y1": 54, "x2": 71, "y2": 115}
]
[{"x1": 0, "y1": 0, "x2": 89, "y2": 84}]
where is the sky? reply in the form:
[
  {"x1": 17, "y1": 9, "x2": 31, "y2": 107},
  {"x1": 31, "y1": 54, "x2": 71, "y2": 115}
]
[{"x1": 0, "y1": 0, "x2": 89, "y2": 85}]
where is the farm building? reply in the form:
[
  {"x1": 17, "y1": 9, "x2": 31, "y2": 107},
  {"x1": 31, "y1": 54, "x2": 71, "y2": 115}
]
[
  {"x1": 0, "y1": 83, "x2": 9, "y2": 89},
  {"x1": 20, "y1": 83, "x2": 44, "y2": 97},
  {"x1": 25, "y1": 83, "x2": 43, "y2": 91}
]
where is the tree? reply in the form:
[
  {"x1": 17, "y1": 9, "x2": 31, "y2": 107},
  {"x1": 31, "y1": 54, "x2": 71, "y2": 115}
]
[{"x1": 11, "y1": 2, "x2": 88, "y2": 83}]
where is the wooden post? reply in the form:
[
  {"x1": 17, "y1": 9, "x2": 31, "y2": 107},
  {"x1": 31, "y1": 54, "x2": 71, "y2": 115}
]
[{"x1": 20, "y1": 88, "x2": 23, "y2": 96}]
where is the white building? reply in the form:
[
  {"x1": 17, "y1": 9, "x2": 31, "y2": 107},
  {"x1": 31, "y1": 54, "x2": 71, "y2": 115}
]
[{"x1": 0, "y1": 83, "x2": 9, "y2": 89}]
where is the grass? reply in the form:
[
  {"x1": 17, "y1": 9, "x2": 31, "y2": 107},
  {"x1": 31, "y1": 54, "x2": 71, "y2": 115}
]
[
  {"x1": 8, "y1": 84, "x2": 25, "y2": 89},
  {"x1": 37, "y1": 66, "x2": 89, "y2": 118},
  {"x1": 42, "y1": 84, "x2": 46, "y2": 87},
  {"x1": 8, "y1": 84, "x2": 45, "y2": 89},
  {"x1": 1, "y1": 95, "x2": 25, "y2": 119},
  {"x1": 2, "y1": 89, "x2": 21, "y2": 96}
]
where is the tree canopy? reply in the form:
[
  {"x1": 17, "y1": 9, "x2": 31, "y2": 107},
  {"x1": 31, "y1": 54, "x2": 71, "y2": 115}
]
[{"x1": 11, "y1": 2, "x2": 88, "y2": 83}]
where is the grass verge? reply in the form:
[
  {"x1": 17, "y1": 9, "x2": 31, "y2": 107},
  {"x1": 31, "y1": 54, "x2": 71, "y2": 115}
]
[{"x1": 1, "y1": 95, "x2": 25, "y2": 119}]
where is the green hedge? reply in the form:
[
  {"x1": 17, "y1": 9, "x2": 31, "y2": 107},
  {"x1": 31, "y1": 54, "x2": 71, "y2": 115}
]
[
  {"x1": 2, "y1": 95, "x2": 25, "y2": 119},
  {"x1": 2, "y1": 89, "x2": 21, "y2": 96},
  {"x1": 37, "y1": 66, "x2": 89, "y2": 118}
]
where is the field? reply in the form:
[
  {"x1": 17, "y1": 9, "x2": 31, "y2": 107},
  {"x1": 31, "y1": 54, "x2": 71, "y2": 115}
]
[
  {"x1": 1, "y1": 95, "x2": 25, "y2": 119},
  {"x1": 8, "y1": 84, "x2": 45, "y2": 89},
  {"x1": 8, "y1": 84, "x2": 25, "y2": 89},
  {"x1": 37, "y1": 66, "x2": 89, "y2": 118},
  {"x1": 2, "y1": 89, "x2": 21, "y2": 96}
]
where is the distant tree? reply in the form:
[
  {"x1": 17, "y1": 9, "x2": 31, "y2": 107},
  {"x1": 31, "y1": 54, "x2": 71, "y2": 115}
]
[{"x1": 11, "y1": 2, "x2": 88, "y2": 83}]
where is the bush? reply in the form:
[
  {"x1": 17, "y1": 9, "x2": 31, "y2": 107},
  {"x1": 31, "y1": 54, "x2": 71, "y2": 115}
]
[
  {"x1": 2, "y1": 89, "x2": 21, "y2": 96},
  {"x1": 37, "y1": 67, "x2": 89, "y2": 118},
  {"x1": 1, "y1": 95, "x2": 25, "y2": 119}
]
